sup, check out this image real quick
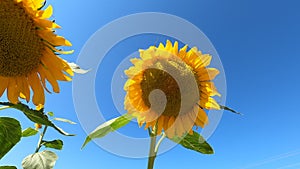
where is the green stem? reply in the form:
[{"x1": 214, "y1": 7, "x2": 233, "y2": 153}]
[
  {"x1": 147, "y1": 132, "x2": 167, "y2": 169},
  {"x1": 35, "y1": 126, "x2": 48, "y2": 153},
  {"x1": 155, "y1": 132, "x2": 166, "y2": 153},
  {"x1": 147, "y1": 128, "x2": 157, "y2": 169}
]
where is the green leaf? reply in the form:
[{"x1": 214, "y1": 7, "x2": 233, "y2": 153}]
[
  {"x1": 82, "y1": 114, "x2": 133, "y2": 149},
  {"x1": 22, "y1": 127, "x2": 38, "y2": 137},
  {"x1": 22, "y1": 151, "x2": 58, "y2": 169},
  {"x1": 47, "y1": 112, "x2": 54, "y2": 117},
  {"x1": 53, "y1": 117, "x2": 76, "y2": 124},
  {"x1": 0, "y1": 117, "x2": 22, "y2": 159},
  {"x1": 0, "y1": 166, "x2": 17, "y2": 169},
  {"x1": 0, "y1": 102, "x2": 74, "y2": 136},
  {"x1": 0, "y1": 106, "x2": 10, "y2": 111},
  {"x1": 170, "y1": 131, "x2": 214, "y2": 154},
  {"x1": 42, "y1": 140, "x2": 63, "y2": 150}
]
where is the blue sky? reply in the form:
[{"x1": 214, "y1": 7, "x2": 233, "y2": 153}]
[{"x1": 1, "y1": 0, "x2": 300, "y2": 168}]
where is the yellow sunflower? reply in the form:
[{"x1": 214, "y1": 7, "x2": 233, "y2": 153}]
[
  {"x1": 0, "y1": 0, "x2": 73, "y2": 105},
  {"x1": 124, "y1": 40, "x2": 221, "y2": 138}
]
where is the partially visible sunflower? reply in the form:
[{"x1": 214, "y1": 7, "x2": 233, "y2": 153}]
[
  {"x1": 0, "y1": 0, "x2": 73, "y2": 105},
  {"x1": 124, "y1": 40, "x2": 221, "y2": 138}
]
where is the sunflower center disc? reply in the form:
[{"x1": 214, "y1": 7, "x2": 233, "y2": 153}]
[
  {"x1": 0, "y1": 0, "x2": 43, "y2": 77},
  {"x1": 141, "y1": 59, "x2": 200, "y2": 117}
]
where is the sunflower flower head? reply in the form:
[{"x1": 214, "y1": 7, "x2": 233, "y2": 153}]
[
  {"x1": 0, "y1": 0, "x2": 74, "y2": 105},
  {"x1": 124, "y1": 40, "x2": 221, "y2": 138}
]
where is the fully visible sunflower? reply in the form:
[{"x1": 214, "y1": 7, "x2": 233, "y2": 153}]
[
  {"x1": 124, "y1": 40, "x2": 221, "y2": 138},
  {"x1": 0, "y1": 0, "x2": 73, "y2": 105}
]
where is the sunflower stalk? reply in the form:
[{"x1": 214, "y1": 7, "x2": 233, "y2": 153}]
[
  {"x1": 147, "y1": 127, "x2": 157, "y2": 169},
  {"x1": 147, "y1": 124, "x2": 167, "y2": 169},
  {"x1": 35, "y1": 126, "x2": 48, "y2": 153}
]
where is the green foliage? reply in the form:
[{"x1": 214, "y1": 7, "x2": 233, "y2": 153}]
[
  {"x1": 22, "y1": 127, "x2": 38, "y2": 137},
  {"x1": 22, "y1": 151, "x2": 58, "y2": 169},
  {"x1": 42, "y1": 140, "x2": 63, "y2": 150},
  {"x1": 0, "y1": 102, "x2": 76, "y2": 168},
  {"x1": 0, "y1": 103, "x2": 74, "y2": 136},
  {"x1": 170, "y1": 131, "x2": 214, "y2": 154},
  {"x1": 82, "y1": 114, "x2": 134, "y2": 149},
  {"x1": 0, "y1": 117, "x2": 21, "y2": 159},
  {"x1": 0, "y1": 166, "x2": 17, "y2": 169}
]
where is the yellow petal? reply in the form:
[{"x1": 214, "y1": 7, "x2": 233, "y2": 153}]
[
  {"x1": 40, "y1": 55, "x2": 72, "y2": 81},
  {"x1": 38, "y1": 66, "x2": 60, "y2": 93},
  {"x1": 36, "y1": 104, "x2": 44, "y2": 111},
  {"x1": 172, "y1": 41, "x2": 179, "y2": 55},
  {"x1": 0, "y1": 77, "x2": 8, "y2": 97},
  {"x1": 178, "y1": 45, "x2": 188, "y2": 59},
  {"x1": 28, "y1": 73, "x2": 45, "y2": 105},
  {"x1": 158, "y1": 43, "x2": 165, "y2": 50},
  {"x1": 175, "y1": 117, "x2": 185, "y2": 136},
  {"x1": 198, "y1": 54, "x2": 212, "y2": 68},
  {"x1": 40, "y1": 5, "x2": 53, "y2": 19},
  {"x1": 7, "y1": 78, "x2": 19, "y2": 104},
  {"x1": 31, "y1": 0, "x2": 46, "y2": 11},
  {"x1": 181, "y1": 115, "x2": 193, "y2": 134},
  {"x1": 163, "y1": 116, "x2": 170, "y2": 131},
  {"x1": 200, "y1": 82, "x2": 221, "y2": 97},
  {"x1": 165, "y1": 40, "x2": 172, "y2": 51},
  {"x1": 35, "y1": 19, "x2": 61, "y2": 29},
  {"x1": 165, "y1": 116, "x2": 175, "y2": 138},
  {"x1": 197, "y1": 68, "x2": 220, "y2": 81},
  {"x1": 16, "y1": 77, "x2": 30, "y2": 102},
  {"x1": 43, "y1": 48, "x2": 74, "y2": 76},
  {"x1": 38, "y1": 30, "x2": 72, "y2": 46},
  {"x1": 157, "y1": 116, "x2": 164, "y2": 135},
  {"x1": 45, "y1": 44, "x2": 74, "y2": 55},
  {"x1": 207, "y1": 98, "x2": 220, "y2": 109},
  {"x1": 195, "y1": 108, "x2": 208, "y2": 127}
]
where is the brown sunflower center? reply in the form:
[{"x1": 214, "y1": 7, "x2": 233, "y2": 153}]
[
  {"x1": 140, "y1": 59, "x2": 200, "y2": 117},
  {"x1": 0, "y1": 0, "x2": 43, "y2": 77}
]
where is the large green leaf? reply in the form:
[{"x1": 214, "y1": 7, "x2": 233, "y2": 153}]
[
  {"x1": 0, "y1": 166, "x2": 17, "y2": 169},
  {"x1": 82, "y1": 114, "x2": 134, "y2": 149},
  {"x1": 22, "y1": 127, "x2": 38, "y2": 137},
  {"x1": 170, "y1": 131, "x2": 214, "y2": 154},
  {"x1": 0, "y1": 117, "x2": 22, "y2": 159},
  {"x1": 22, "y1": 151, "x2": 58, "y2": 169},
  {"x1": 42, "y1": 140, "x2": 63, "y2": 150},
  {"x1": 0, "y1": 102, "x2": 74, "y2": 136},
  {"x1": 9, "y1": 103, "x2": 52, "y2": 126}
]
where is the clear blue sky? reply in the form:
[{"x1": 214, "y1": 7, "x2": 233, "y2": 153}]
[{"x1": 1, "y1": 0, "x2": 300, "y2": 168}]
